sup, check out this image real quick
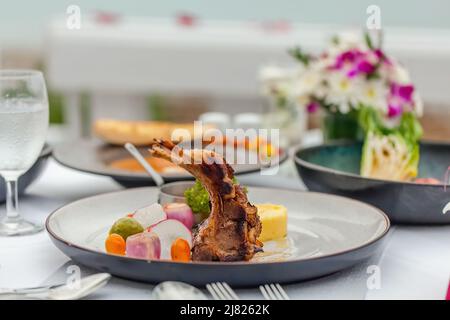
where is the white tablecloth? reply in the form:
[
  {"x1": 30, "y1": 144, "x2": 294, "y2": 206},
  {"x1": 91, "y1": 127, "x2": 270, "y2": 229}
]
[{"x1": 0, "y1": 156, "x2": 449, "y2": 299}]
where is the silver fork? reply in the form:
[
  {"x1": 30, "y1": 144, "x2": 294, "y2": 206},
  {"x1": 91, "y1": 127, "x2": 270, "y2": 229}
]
[
  {"x1": 259, "y1": 283, "x2": 290, "y2": 300},
  {"x1": 206, "y1": 282, "x2": 239, "y2": 300}
]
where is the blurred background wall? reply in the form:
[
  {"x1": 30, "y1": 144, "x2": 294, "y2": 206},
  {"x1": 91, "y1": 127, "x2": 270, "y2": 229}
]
[
  {"x1": 2, "y1": 0, "x2": 450, "y2": 48},
  {"x1": 0, "y1": 0, "x2": 449, "y2": 141}
]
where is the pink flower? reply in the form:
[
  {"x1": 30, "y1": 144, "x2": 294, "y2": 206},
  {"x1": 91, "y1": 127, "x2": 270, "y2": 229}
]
[
  {"x1": 390, "y1": 83, "x2": 414, "y2": 102},
  {"x1": 357, "y1": 60, "x2": 375, "y2": 73},
  {"x1": 346, "y1": 60, "x2": 375, "y2": 77},
  {"x1": 331, "y1": 49, "x2": 364, "y2": 69},
  {"x1": 386, "y1": 83, "x2": 417, "y2": 117},
  {"x1": 374, "y1": 49, "x2": 391, "y2": 65},
  {"x1": 306, "y1": 101, "x2": 319, "y2": 113},
  {"x1": 387, "y1": 103, "x2": 403, "y2": 118},
  {"x1": 331, "y1": 48, "x2": 378, "y2": 78}
]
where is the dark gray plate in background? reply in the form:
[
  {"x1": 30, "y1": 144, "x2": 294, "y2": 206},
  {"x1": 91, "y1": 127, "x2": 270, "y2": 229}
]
[
  {"x1": 294, "y1": 141, "x2": 450, "y2": 224},
  {"x1": 52, "y1": 140, "x2": 287, "y2": 188},
  {"x1": 0, "y1": 145, "x2": 51, "y2": 203},
  {"x1": 46, "y1": 187, "x2": 389, "y2": 287}
]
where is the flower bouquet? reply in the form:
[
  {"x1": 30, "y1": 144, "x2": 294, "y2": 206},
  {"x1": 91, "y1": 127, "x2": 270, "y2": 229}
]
[{"x1": 260, "y1": 31, "x2": 424, "y2": 181}]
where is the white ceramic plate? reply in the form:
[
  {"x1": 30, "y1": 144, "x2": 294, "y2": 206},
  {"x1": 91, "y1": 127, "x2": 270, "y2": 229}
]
[{"x1": 46, "y1": 187, "x2": 390, "y2": 286}]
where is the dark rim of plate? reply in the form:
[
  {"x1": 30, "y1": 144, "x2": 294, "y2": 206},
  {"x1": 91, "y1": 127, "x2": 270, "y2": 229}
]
[{"x1": 41, "y1": 144, "x2": 52, "y2": 158}]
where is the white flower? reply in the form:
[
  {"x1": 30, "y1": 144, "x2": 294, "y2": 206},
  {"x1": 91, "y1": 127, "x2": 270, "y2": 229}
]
[
  {"x1": 328, "y1": 31, "x2": 364, "y2": 57},
  {"x1": 325, "y1": 72, "x2": 359, "y2": 113},
  {"x1": 389, "y1": 62, "x2": 411, "y2": 84},
  {"x1": 259, "y1": 65, "x2": 295, "y2": 96},
  {"x1": 356, "y1": 80, "x2": 389, "y2": 113},
  {"x1": 259, "y1": 32, "x2": 423, "y2": 118},
  {"x1": 292, "y1": 68, "x2": 323, "y2": 97}
]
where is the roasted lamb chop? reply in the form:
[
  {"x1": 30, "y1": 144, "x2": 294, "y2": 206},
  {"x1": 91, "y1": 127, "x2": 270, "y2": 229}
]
[{"x1": 149, "y1": 139, "x2": 263, "y2": 261}]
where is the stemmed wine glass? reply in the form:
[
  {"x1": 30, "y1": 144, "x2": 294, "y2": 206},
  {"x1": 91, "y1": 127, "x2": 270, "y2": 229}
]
[{"x1": 0, "y1": 70, "x2": 49, "y2": 236}]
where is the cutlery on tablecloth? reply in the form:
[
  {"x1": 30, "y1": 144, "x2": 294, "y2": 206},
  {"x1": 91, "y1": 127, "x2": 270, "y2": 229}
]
[
  {"x1": 0, "y1": 273, "x2": 111, "y2": 300},
  {"x1": 259, "y1": 283, "x2": 290, "y2": 300},
  {"x1": 206, "y1": 282, "x2": 240, "y2": 300}
]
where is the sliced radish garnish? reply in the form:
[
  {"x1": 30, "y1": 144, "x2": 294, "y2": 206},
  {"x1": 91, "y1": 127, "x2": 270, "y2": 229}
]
[
  {"x1": 163, "y1": 203, "x2": 194, "y2": 230},
  {"x1": 149, "y1": 219, "x2": 192, "y2": 259},
  {"x1": 133, "y1": 203, "x2": 167, "y2": 228}
]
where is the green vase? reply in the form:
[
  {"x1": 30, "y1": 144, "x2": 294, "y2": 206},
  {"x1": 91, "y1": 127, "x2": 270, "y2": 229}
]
[{"x1": 322, "y1": 110, "x2": 364, "y2": 142}]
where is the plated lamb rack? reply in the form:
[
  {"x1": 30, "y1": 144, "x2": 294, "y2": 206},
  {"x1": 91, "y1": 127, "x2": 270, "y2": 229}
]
[{"x1": 149, "y1": 139, "x2": 263, "y2": 262}]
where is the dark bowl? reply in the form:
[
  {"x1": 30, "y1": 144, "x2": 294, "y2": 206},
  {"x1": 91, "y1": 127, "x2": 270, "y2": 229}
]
[
  {"x1": 0, "y1": 145, "x2": 51, "y2": 203},
  {"x1": 294, "y1": 140, "x2": 450, "y2": 225},
  {"x1": 52, "y1": 140, "x2": 288, "y2": 188}
]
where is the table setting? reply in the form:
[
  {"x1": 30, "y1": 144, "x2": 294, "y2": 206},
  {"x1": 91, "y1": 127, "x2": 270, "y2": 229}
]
[
  {"x1": 1, "y1": 140, "x2": 450, "y2": 299},
  {"x1": 1, "y1": 30, "x2": 450, "y2": 301}
]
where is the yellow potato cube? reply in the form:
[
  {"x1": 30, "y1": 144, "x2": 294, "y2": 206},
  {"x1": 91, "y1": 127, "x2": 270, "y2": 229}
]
[{"x1": 256, "y1": 203, "x2": 288, "y2": 242}]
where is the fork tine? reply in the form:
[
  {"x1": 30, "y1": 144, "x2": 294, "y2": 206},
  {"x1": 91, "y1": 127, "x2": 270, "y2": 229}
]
[
  {"x1": 221, "y1": 282, "x2": 239, "y2": 300},
  {"x1": 270, "y1": 284, "x2": 283, "y2": 300},
  {"x1": 215, "y1": 282, "x2": 232, "y2": 300},
  {"x1": 212, "y1": 282, "x2": 228, "y2": 300},
  {"x1": 259, "y1": 285, "x2": 271, "y2": 300},
  {"x1": 275, "y1": 283, "x2": 290, "y2": 300},
  {"x1": 264, "y1": 284, "x2": 278, "y2": 300},
  {"x1": 206, "y1": 284, "x2": 221, "y2": 300}
]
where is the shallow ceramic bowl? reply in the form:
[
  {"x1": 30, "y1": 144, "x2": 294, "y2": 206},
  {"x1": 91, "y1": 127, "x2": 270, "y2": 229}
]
[
  {"x1": 158, "y1": 181, "x2": 194, "y2": 206},
  {"x1": 294, "y1": 141, "x2": 450, "y2": 224},
  {"x1": 46, "y1": 186, "x2": 389, "y2": 287},
  {"x1": 0, "y1": 145, "x2": 51, "y2": 203}
]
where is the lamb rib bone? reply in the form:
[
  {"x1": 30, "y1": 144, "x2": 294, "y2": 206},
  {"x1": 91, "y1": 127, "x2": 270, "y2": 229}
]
[{"x1": 149, "y1": 139, "x2": 262, "y2": 261}]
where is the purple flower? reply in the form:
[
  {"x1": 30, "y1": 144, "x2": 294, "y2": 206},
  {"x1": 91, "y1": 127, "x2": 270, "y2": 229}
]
[
  {"x1": 346, "y1": 68, "x2": 358, "y2": 78},
  {"x1": 390, "y1": 83, "x2": 414, "y2": 102},
  {"x1": 346, "y1": 60, "x2": 375, "y2": 78},
  {"x1": 306, "y1": 101, "x2": 319, "y2": 113},
  {"x1": 387, "y1": 103, "x2": 403, "y2": 118},
  {"x1": 386, "y1": 84, "x2": 417, "y2": 118},
  {"x1": 374, "y1": 49, "x2": 383, "y2": 59},
  {"x1": 357, "y1": 60, "x2": 375, "y2": 73},
  {"x1": 331, "y1": 49, "x2": 364, "y2": 69},
  {"x1": 374, "y1": 49, "x2": 391, "y2": 65}
]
